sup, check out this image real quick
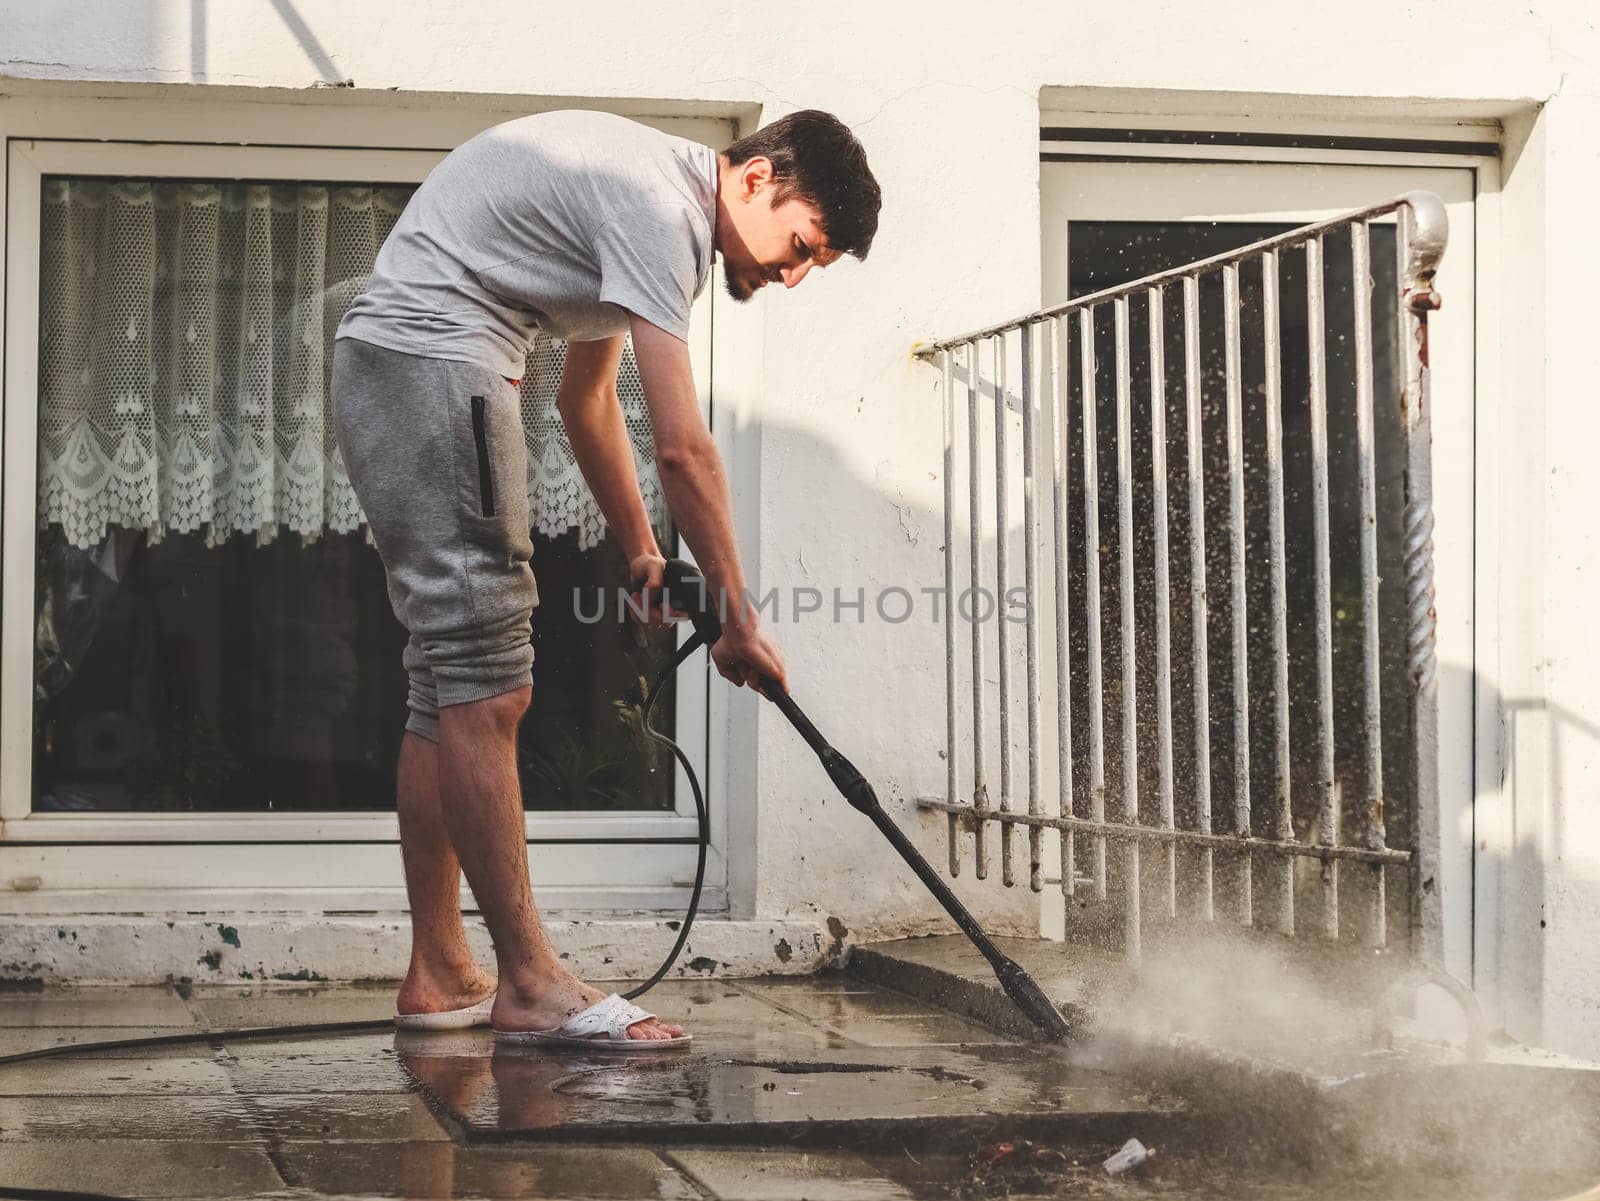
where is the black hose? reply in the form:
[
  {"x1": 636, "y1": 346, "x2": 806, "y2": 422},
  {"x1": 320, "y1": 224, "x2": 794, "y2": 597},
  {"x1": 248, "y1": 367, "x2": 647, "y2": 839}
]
[{"x1": 621, "y1": 627, "x2": 711, "y2": 1000}]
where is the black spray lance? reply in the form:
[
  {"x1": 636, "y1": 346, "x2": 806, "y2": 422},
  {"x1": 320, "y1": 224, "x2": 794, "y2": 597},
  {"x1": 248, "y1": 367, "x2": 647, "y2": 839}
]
[{"x1": 655, "y1": 557, "x2": 1071, "y2": 1042}]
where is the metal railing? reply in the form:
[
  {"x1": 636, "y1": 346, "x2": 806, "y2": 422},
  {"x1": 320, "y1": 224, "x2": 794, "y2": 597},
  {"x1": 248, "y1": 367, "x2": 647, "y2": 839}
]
[{"x1": 915, "y1": 193, "x2": 1447, "y2": 960}]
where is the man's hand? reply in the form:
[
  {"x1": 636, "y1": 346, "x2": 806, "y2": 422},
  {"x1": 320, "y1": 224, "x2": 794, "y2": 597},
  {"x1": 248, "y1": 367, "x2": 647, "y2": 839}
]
[
  {"x1": 628, "y1": 552, "x2": 789, "y2": 694},
  {"x1": 711, "y1": 621, "x2": 789, "y2": 696},
  {"x1": 627, "y1": 552, "x2": 681, "y2": 631}
]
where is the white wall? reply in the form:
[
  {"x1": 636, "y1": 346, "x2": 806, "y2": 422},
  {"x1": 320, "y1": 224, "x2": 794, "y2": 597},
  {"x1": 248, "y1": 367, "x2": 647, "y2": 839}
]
[{"x1": 1, "y1": 0, "x2": 1596, "y2": 1054}]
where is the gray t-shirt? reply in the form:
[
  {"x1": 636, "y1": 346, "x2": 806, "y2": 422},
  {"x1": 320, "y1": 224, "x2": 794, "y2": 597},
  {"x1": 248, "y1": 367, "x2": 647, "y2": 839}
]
[{"x1": 337, "y1": 110, "x2": 718, "y2": 375}]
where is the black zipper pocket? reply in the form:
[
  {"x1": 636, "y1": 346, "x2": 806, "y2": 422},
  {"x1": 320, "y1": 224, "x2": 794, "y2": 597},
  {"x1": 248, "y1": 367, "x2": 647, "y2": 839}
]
[{"x1": 470, "y1": 396, "x2": 497, "y2": 517}]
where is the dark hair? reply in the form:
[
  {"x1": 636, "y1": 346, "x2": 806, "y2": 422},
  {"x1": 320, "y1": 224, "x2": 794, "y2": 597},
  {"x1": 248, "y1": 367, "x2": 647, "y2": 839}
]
[{"x1": 724, "y1": 110, "x2": 881, "y2": 261}]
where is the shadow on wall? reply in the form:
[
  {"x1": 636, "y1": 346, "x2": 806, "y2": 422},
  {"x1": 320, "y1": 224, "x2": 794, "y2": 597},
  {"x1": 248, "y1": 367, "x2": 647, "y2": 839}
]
[
  {"x1": 697, "y1": 381, "x2": 1046, "y2": 940},
  {"x1": 1488, "y1": 677, "x2": 1600, "y2": 1053},
  {"x1": 186, "y1": 0, "x2": 350, "y2": 85}
]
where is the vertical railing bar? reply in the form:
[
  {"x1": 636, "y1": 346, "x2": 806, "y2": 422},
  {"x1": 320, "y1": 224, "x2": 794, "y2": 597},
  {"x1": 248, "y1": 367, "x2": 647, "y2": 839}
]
[
  {"x1": 1021, "y1": 322, "x2": 1044, "y2": 893},
  {"x1": 1148, "y1": 286, "x2": 1177, "y2": 919},
  {"x1": 1114, "y1": 296, "x2": 1142, "y2": 959},
  {"x1": 1262, "y1": 249, "x2": 1295, "y2": 937},
  {"x1": 1079, "y1": 307, "x2": 1108, "y2": 900},
  {"x1": 1351, "y1": 222, "x2": 1386, "y2": 946},
  {"x1": 1183, "y1": 275, "x2": 1214, "y2": 923},
  {"x1": 1049, "y1": 315, "x2": 1076, "y2": 899},
  {"x1": 1223, "y1": 262, "x2": 1253, "y2": 928},
  {"x1": 1396, "y1": 209, "x2": 1414, "y2": 954},
  {"x1": 965, "y1": 339, "x2": 990, "y2": 880},
  {"x1": 941, "y1": 349, "x2": 962, "y2": 877},
  {"x1": 994, "y1": 331, "x2": 1015, "y2": 889},
  {"x1": 1306, "y1": 235, "x2": 1340, "y2": 940},
  {"x1": 1397, "y1": 198, "x2": 1445, "y2": 963}
]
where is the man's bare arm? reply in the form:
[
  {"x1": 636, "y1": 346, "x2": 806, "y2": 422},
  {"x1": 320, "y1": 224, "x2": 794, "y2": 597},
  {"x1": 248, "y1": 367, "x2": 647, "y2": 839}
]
[
  {"x1": 629, "y1": 313, "x2": 787, "y2": 691},
  {"x1": 555, "y1": 334, "x2": 660, "y2": 563}
]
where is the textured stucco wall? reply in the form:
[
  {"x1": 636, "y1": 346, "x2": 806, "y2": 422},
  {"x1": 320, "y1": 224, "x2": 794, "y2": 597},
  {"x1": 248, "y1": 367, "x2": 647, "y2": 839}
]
[{"x1": 1, "y1": 1, "x2": 1596, "y2": 1053}]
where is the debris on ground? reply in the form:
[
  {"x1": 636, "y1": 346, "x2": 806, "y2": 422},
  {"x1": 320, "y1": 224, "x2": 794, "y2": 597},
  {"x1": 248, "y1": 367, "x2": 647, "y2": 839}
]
[
  {"x1": 964, "y1": 1140, "x2": 1071, "y2": 1196},
  {"x1": 958, "y1": 1135, "x2": 1167, "y2": 1196},
  {"x1": 1104, "y1": 1137, "x2": 1155, "y2": 1175}
]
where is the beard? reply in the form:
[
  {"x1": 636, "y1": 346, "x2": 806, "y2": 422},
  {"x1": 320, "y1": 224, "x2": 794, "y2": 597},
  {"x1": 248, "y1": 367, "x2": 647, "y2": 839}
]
[{"x1": 723, "y1": 270, "x2": 756, "y2": 303}]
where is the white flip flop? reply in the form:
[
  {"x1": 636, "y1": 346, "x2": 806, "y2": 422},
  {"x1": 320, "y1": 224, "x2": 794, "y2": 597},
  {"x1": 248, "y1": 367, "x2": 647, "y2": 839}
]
[
  {"x1": 494, "y1": 992, "x2": 691, "y2": 1051},
  {"x1": 394, "y1": 991, "x2": 497, "y2": 1031}
]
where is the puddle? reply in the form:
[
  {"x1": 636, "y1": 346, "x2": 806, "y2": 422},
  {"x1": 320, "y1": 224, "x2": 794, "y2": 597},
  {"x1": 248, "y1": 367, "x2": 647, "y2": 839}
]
[
  {"x1": 546, "y1": 1058, "x2": 986, "y2": 1111},
  {"x1": 400, "y1": 1039, "x2": 1180, "y2": 1143}
]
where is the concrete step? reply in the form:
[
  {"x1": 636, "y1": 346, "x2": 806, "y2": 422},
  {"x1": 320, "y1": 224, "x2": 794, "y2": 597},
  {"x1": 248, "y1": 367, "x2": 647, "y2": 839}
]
[{"x1": 0, "y1": 914, "x2": 834, "y2": 985}]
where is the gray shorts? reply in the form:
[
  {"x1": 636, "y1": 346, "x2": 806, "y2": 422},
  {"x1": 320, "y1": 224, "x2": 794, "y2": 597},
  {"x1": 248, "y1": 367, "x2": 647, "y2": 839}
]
[{"x1": 331, "y1": 336, "x2": 538, "y2": 743}]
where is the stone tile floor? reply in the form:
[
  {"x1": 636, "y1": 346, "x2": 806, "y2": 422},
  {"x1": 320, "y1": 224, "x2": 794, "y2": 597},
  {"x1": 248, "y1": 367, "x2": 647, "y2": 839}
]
[
  {"x1": 1, "y1": 973, "x2": 1593, "y2": 1200},
  {"x1": 0, "y1": 974, "x2": 1182, "y2": 1200}
]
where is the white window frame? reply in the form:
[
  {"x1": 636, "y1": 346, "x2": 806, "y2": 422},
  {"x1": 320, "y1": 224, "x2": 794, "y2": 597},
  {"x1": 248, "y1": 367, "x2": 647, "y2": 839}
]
[
  {"x1": 1035, "y1": 121, "x2": 1500, "y2": 998},
  {"x1": 0, "y1": 109, "x2": 739, "y2": 913}
]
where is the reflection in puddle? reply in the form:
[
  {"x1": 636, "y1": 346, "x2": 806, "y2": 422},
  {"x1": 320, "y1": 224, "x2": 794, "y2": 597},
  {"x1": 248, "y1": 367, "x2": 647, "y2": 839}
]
[{"x1": 396, "y1": 1032, "x2": 1108, "y2": 1142}]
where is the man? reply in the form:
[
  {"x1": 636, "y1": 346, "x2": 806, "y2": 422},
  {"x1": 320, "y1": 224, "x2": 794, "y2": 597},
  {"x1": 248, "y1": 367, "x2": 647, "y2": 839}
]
[{"x1": 331, "y1": 109, "x2": 881, "y2": 1047}]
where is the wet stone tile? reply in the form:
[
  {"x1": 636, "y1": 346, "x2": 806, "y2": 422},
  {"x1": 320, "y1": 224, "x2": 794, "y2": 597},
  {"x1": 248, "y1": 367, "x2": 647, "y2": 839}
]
[
  {"x1": 0, "y1": 986, "x2": 196, "y2": 1028},
  {"x1": 184, "y1": 984, "x2": 396, "y2": 1029},
  {"x1": 817, "y1": 1010, "x2": 1014, "y2": 1048},
  {"x1": 222, "y1": 1047, "x2": 417, "y2": 1095},
  {"x1": 220, "y1": 1029, "x2": 407, "y2": 1063},
  {"x1": 732, "y1": 981, "x2": 1012, "y2": 1048},
  {"x1": 246, "y1": 1091, "x2": 455, "y2": 1143},
  {"x1": 0, "y1": 1139, "x2": 281, "y2": 1197},
  {"x1": 735, "y1": 985, "x2": 966, "y2": 1022},
  {"x1": 0, "y1": 1094, "x2": 260, "y2": 1142},
  {"x1": 378, "y1": 976, "x2": 1178, "y2": 1145},
  {"x1": 668, "y1": 1149, "x2": 922, "y2": 1201},
  {"x1": 0, "y1": 1055, "x2": 236, "y2": 1097},
  {"x1": 274, "y1": 1141, "x2": 698, "y2": 1199},
  {"x1": 732, "y1": 972, "x2": 878, "y2": 996},
  {"x1": 625, "y1": 985, "x2": 848, "y2": 1052},
  {"x1": 286, "y1": 1028, "x2": 428, "y2": 1053},
  {"x1": 422, "y1": 1039, "x2": 1182, "y2": 1145},
  {"x1": 391, "y1": 1027, "x2": 497, "y2": 1063}
]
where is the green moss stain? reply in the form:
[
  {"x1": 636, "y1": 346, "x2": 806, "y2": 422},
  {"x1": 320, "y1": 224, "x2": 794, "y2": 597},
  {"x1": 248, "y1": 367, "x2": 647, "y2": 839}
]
[{"x1": 215, "y1": 925, "x2": 241, "y2": 948}]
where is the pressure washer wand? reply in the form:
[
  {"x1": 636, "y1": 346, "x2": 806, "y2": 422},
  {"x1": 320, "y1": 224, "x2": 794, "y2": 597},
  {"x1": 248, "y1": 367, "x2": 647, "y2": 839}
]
[{"x1": 660, "y1": 559, "x2": 1070, "y2": 1043}]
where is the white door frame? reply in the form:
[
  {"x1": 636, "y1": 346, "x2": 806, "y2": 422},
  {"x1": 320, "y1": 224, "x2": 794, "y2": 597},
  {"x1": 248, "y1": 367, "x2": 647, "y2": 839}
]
[
  {"x1": 1040, "y1": 150, "x2": 1483, "y2": 987},
  {"x1": 1, "y1": 122, "x2": 732, "y2": 913}
]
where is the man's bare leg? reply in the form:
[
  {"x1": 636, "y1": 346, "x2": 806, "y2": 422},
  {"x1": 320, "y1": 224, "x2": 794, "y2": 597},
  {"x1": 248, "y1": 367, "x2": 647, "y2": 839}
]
[
  {"x1": 435, "y1": 687, "x2": 682, "y2": 1040},
  {"x1": 395, "y1": 731, "x2": 497, "y2": 1015}
]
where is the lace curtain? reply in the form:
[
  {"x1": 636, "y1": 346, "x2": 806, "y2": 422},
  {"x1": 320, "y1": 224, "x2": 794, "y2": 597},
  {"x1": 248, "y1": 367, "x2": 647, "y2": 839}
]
[{"x1": 37, "y1": 176, "x2": 667, "y2": 552}]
